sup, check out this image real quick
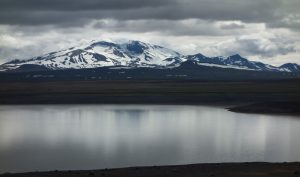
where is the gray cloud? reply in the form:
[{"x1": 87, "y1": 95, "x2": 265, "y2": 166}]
[
  {"x1": 0, "y1": 0, "x2": 300, "y2": 65},
  {"x1": 220, "y1": 22, "x2": 245, "y2": 30},
  {"x1": 212, "y1": 35, "x2": 296, "y2": 58},
  {"x1": 91, "y1": 19, "x2": 266, "y2": 37},
  {"x1": 93, "y1": 19, "x2": 237, "y2": 36},
  {"x1": 267, "y1": 14, "x2": 300, "y2": 32}
]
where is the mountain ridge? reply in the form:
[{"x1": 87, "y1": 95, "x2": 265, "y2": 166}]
[{"x1": 0, "y1": 40, "x2": 299, "y2": 73}]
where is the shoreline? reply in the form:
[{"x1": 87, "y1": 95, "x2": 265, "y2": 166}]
[
  {"x1": 2, "y1": 162, "x2": 300, "y2": 177},
  {"x1": 228, "y1": 102, "x2": 300, "y2": 115}
]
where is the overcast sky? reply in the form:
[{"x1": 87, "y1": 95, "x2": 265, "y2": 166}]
[{"x1": 0, "y1": 0, "x2": 300, "y2": 66}]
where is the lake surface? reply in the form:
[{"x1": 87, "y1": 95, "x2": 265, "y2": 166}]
[{"x1": 0, "y1": 105, "x2": 300, "y2": 173}]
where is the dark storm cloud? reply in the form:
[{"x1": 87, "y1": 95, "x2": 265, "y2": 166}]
[
  {"x1": 0, "y1": 0, "x2": 299, "y2": 28},
  {"x1": 0, "y1": 0, "x2": 171, "y2": 25},
  {"x1": 0, "y1": 0, "x2": 170, "y2": 11}
]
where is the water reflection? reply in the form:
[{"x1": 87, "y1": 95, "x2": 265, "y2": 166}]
[{"x1": 0, "y1": 105, "x2": 300, "y2": 173}]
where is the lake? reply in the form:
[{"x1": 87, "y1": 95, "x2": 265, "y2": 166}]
[{"x1": 0, "y1": 105, "x2": 300, "y2": 173}]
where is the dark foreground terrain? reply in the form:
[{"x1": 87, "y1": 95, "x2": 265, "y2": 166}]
[
  {"x1": 1, "y1": 80, "x2": 300, "y2": 106},
  {"x1": 1, "y1": 61, "x2": 299, "y2": 81},
  {"x1": 2, "y1": 163, "x2": 300, "y2": 177},
  {"x1": 1, "y1": 79, "x2": 300, "y2": 114}
]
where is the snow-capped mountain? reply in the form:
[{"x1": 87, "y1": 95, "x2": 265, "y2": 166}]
[
  {"x1": 187, "y1": 54, "x2": 281, "y2": 71},
  {"x1": 1, "y1": 40, "x2": 182, "y2": 71},
  {"x1": 1, "y1": 40, "x2": 300, "y2": 73}
]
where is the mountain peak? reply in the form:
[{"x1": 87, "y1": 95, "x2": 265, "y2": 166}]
[
  {"x1": 228, "y1": 54, "x2": 244, "y2": 59},
  {"x1": 127, "y1": 40, "x2": 146, "y2": 45},
  {"x1": 280, "y1": 63, "x2": 300, "y2": 72},
  {"x1": 126, "y1": 40, "x2": 149, "y2": 54},
  {"x1": 226, "y1": 54, "x2": 249, "y2": 64},
  {"x1": 90, "y1": 41, "x2": 118, "y2": 47},
  {"x1": 194, "y1": 53, "x2": 206, "y2": 58},
  {"x1": 280, "y1": 63, "x2": 299, "y2": 67}
]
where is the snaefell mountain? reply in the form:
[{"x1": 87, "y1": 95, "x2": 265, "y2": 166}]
[
  {"x1": 0, "y1": 40, "x2": 182, "y2": 71},
  {"x1": 0, "y1": 40, "x2": 299, "y2": 81}
]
